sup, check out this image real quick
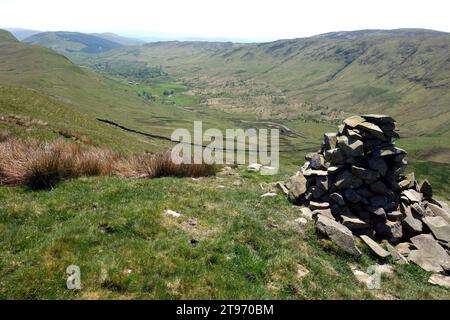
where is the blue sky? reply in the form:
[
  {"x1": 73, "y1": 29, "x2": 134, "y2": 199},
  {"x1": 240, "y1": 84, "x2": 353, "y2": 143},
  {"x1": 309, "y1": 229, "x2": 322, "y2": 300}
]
[{"x1": 1, "y1": 0, "x2": 449, "y2": 41}]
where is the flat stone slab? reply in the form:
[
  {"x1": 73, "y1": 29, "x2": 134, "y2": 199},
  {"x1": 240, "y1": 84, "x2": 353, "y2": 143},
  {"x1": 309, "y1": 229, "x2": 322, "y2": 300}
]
[
  {"x1": 402, "y1": 189, "x2": 423, "y2": 202},
  {"x1": 408, "y1": 234, "x2": 450, "y2": 273},
  {"x1": 427, "y1": 202, "x2": 450, "y2": 224},
  {"x1": 428, "y1": 274, "x2": 450, "y2": 288},
  {"x1": 360, "y1": 235, "x2": 390, "y2": 258},
  {"x1": 344, "y1": 115, "x2": 366, "y2": 128},
  {"x1": 422, "y1": 216, "x2": 450, "y2": 243},
  {"x1": 362, "y1": 114, "x2": 396, "y2": 124},
  {"x1": 342, "y1": 215, "x2": 369, "y2": 230},
  {"x1": 316, "y1": 214, "x2": 361, "y2": 256},
  {"x1": 309, "y1": 201, "x2": 330, "y2": 210}
]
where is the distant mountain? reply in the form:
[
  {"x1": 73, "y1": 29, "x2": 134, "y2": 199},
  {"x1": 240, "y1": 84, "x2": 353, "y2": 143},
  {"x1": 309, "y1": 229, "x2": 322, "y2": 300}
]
[
  {"x1": 310, "y1": 28, "x2": 448, "y2": 40},
  {"x1": 4, "y1": 28, "x2": 41, "y2": 40},
  {"x1": 90, "y1": 32, "x2": 144, "y2": 46},
  {"x1": 0, "y1": 29, "x2": 18, "y2": 42},
  {"x1": 23, "y1": 31, "x2": 124, "y2": 54}
]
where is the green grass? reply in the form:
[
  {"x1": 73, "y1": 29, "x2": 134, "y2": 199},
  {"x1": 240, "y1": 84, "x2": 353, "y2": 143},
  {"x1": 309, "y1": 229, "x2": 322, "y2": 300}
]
[{"x1": 1, "y1": 171, "x2": 448, "y2": 299}]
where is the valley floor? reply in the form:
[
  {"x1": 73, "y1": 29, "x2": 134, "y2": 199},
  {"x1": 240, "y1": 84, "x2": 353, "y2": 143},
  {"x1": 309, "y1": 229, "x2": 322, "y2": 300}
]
[{"x1": 0, "y1": 169, "x2": 448, "y2": 299}]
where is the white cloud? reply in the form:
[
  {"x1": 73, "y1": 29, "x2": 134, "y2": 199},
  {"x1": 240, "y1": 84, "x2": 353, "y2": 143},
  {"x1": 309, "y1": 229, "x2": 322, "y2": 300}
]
[{"x1": 1, "y1": 0, "x2": 449, "y2": 40}]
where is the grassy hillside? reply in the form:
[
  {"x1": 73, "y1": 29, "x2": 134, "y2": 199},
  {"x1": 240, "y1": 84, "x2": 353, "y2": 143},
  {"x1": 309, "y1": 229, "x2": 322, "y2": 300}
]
[
  {"x1": 91, "y1": 33, "x2": 144, "y2": 46},
  {"x1": 23, "y1": 31, "x2": 123, "y2": 54},
  {"x1": 1, "y1": 171, "x2": 449, "y2": 299},
  {"x1": 80, "y1": 29, "x2": 450, "y2": 160},
  {"x1": 0, "y1": 85, "x2": 149, "y2": 153}
]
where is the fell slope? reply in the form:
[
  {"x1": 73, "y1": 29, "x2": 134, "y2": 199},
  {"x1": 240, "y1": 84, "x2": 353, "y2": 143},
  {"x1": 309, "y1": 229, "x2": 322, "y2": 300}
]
[
  {"x1": 23, "y1": 31, "x2": 123, "y2": 54},
  {"x1": 90, "y1": 29, "x2": 450, "y2": 137}
]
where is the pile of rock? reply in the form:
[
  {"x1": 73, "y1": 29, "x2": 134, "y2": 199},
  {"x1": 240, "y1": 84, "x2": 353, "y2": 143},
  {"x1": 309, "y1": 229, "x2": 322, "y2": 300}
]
[{"x1": 284, "y1": 114, "x2": 450, "y2": 277}]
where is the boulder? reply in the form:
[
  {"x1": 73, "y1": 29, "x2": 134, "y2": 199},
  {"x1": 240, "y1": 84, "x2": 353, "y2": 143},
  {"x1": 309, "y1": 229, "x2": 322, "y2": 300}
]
[
  {"x1": 428, "y1": 274, "x2": 450, "y2": 288},
  {"x1": 422, "y1": 216, "x2": 450, "y2": 243},
  {"x1": 316, "y1": 214, "x2": 361, "y2": 256},
  {"x1": 427, "y1": 203, "x2": 450, "y2": 224},
  {"x1": 287, "y1": 174, "x2": 307, "y2": 202},
  {"x1": 408, "y1": 234, "x2": 450, "y2": 273},
  {"x1": 402, "y1": 189, "x2": 423, "y2": 203},
  {"x1": 402, "y1": 213, "x2": 423, "y2": 234}
]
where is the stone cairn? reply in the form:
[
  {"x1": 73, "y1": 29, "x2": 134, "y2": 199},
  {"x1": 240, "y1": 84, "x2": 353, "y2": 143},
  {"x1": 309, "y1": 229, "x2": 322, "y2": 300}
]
[{"x1": 283, "y1": 114, "x2": 450, "y2": 275}]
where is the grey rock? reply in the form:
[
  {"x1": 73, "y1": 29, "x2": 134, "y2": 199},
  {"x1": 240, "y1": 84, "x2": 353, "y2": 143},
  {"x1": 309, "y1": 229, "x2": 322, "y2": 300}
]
[
  {"x1": 300, "y1": 207, "x2": 313, "y2": 221},
  {"x1": 370, "y1": 207, "x2": 387, "y2": 219},
  {"x1": 428, "y1": 274, "x2": 450, "y2": 288},
  {"x1": 386, "y1": 243, "x2": 409, "y2": 265},
  {"x1": 399, "y1": 173, "x2": 415, "y2": 189},
  {"x1": 376, "y1": 221, "x2": 403, "y2": 240},
  {"x1": 361, "y1": 114, "x2": 396, "y2": 124},
  {"x1": 310, "y1": 153, "x2": 325, "y2": 170},
  {"x1": 395, "y1": 242, "x2": 414, "y2": 257},
  {"x1": 427, "y1": 203, "x2": 450, "y2": 224},
  {"x1": 370, "y1": 195, "x2": 388, "y2": 208},
  {"x1": 386, "y1": 211, "x2": 404, "y2": 222},
  {"x1": 344, "y1": 189, "x2": 361, "y2": 204},
  {"x1": 371, "y1": 146, "x2": 406, "y2": 158},
  {"x1": 370, "y1": 181, "x2": 392, "y2": 196},
  {"x1": 330, "y1": 192, "x2": 346, "y2": 206},
  {"x1": 302, "y1": 168, "x2": 328, "y2": 177},
  {"x1": 408, "y1": 234, "x2": 450, "y2": 273},
  {"x1": 312, "y1": 209, "x2": 334, "y2": 220},
  {"x1": 316, "y1": 176, "x2": 329, "y2": 191},
  {"x1": 337, "y1": 135, "x2": 364, "y2": 157},
  {"x1": 287, "y1": 174, "x2": 308, "y2": 202},
  {"x1": 309, "y1": 201, "x2": 330, "y2": 210},
  {"x1": 323, "y1": 132, "x2": 338, "y2": 150},
  {"x1": 325, "y1": 148, "x2": 346, "y2": 165},
  {"x1": 360, "y1": 235, "x2": 390, "y2": 258},
  {"x1": 366, "y1": 157, "x2": 388, "y2": 179},
  {"x1": 343, "y1": 115, "x2": 366, "y2": 128},
  {"x1": 351, "y1": 165, "x2": 379, "y2": 183},
  {"x1": 335, "y1": 171, "x2": 363, "y2": 189},
  {"x1": 419, "y1": 180, "x2": 433, "y2": 199},
  {"x1": 422, "y1": 216, "x2": 450, "y2": 243},
  {"x1": 316, "y1": 214, "x2": 361, "y2": 256},
  {"x1": 402, "y1": 213, "x2": 423, "y2": 234},
  {"x1": 357, "y1": 121, "x2": 387, "y2": 141},
  {"x1": 342, "y1": 215, "x2": 369, "y2": 231},
  {"x1": 402, "y1": 189, "x2": 422, "y2": 203}
]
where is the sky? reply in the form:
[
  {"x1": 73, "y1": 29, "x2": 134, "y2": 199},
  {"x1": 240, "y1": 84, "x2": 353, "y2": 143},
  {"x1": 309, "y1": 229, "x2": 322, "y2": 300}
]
[{"x1": 1, "y1": 0, "x2": 449, "y2": 41}]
